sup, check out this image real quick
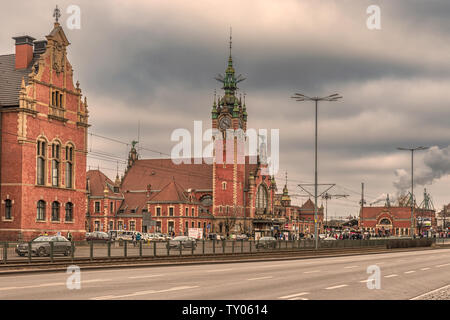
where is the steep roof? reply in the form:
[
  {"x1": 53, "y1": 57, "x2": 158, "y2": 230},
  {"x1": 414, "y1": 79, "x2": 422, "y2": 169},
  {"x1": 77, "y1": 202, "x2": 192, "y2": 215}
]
[
  {"x1": 0, "y1": 53, "x2": 39, "y2": 107},
  {"x1": 301, "y1": 199, "x2": 315, "y2": 210},
  {"x1": 121, "y1": 158, "x2": 213, "y2": 192},
  {"x1": 148, "y1": 180, "x2": 188, "y2": 203},
  {"x1": 87, "y1": 170, "x2": 122, "y2": 197}
]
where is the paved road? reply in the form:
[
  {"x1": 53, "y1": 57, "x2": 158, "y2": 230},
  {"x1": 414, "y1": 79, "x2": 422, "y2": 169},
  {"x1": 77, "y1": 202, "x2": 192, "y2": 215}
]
[{"x1": 0, "y1": 248, "x2": 449, "y2": 300}]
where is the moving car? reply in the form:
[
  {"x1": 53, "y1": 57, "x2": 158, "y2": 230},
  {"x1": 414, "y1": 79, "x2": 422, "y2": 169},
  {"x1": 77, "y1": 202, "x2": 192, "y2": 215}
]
[
  {"x1": 168, "y1": 236, "x2": 197, "y2": 249},
  {"x1": 16, "y1": 236, "x2": 73, "y2": 257},
  {"x1": 256, "y1": 236, "x2": 277, "y2": 249}
]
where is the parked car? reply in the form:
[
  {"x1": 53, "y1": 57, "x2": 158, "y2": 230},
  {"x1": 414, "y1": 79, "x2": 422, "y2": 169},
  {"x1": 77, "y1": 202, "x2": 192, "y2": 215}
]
[
  {"x1": 86, "y1": 231, "x2": 110, "y2": 241},
  {"x1": 235, "y1": 234, "x2": 248, "y2": 240},
  {"x1": 168, "y1": 236, "x2": 197, "y2": 249},
  {"x1": 256, "y1": 236, "x2": 277, "y2": 249},
  {"x1": 16, "y1": 236, "x2": 73, "y2": 257},
  {"x1": 323, "y1": 237, "x2": 337, "y2": 241},
  {"x1": 208, "y1": 233, "x2": 221, "y2": 240}
]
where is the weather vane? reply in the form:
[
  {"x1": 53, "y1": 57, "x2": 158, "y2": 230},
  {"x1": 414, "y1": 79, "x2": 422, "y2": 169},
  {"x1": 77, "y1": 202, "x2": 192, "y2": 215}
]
[{"x1": 53, "y1": 5, "x2": 61, "y2": 23}]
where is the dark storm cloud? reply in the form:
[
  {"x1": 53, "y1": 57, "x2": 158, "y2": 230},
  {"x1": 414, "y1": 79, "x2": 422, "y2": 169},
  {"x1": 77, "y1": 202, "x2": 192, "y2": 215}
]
[{"x1": 2, "y1": 0, "x2": 450, "y2": 216}]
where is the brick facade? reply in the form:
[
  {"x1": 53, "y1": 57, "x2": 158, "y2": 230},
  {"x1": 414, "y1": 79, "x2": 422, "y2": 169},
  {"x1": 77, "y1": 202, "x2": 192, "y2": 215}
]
[{"x1": 0, "y1": 22, "x2": 88, "y2": 240}]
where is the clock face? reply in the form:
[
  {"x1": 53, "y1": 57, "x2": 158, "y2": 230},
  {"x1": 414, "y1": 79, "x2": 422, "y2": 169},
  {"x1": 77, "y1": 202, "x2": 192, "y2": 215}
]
[{"x1": 219, "y1": 116, "x2": 231, "y2": 130}]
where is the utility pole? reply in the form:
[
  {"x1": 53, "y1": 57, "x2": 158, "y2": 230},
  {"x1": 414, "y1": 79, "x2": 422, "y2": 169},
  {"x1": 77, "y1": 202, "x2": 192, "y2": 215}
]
[
  {"x1": 322, "y1": 192, "x2": 349, "y2": 232},
  {"x1": 360, "y1": 182, "x2": 366, "y2": 233},
  {"x1": 397, "y1": 146, "x2": 429, "y2": 238},
  {"x1": 291, "y1": 93, "x2": 342, "y2": 250}
]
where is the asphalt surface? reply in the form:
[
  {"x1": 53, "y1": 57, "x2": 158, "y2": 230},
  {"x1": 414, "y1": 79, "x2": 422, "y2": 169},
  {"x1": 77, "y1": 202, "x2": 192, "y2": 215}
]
[{"x1": 0, "y1": 248, "x2": 449, "y2": 300}]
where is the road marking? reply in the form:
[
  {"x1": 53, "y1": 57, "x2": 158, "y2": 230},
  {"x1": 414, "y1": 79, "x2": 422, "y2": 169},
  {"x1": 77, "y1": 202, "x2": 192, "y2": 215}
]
[
  {"x1": 384, "y1": 274, "x2": 398, "y2": 278},
  {"x1": 247, "y1": 276, "x2": 273, "y2": 281},
  {"x1": 325, "y1": 284, "x2": 348, "y2": 290},
  {"x1": 404, "y1": 271, "x2": 416, "y2": 274},
  {"x1": 436, "y1": 263, "x2": 450, "y2": 268},
  {"x1": 359, "y1": 279, "x2": 372, "y2": 283},
  {"x1": 410, "y1": 284, "x2": 450, "y2": 300},
  {"x1": 91, "y1": 285, "x2": 199, "y2": 300},
  {"x1": 206, "y1": 269, "x2": 233, "y2": 273},
  {"x1": 344, "y1": 266, "x2": 359, "y2": 269},
  {"x1": 420, "y1": 267, "x2": 431, "y2": 271},
  {"x1": 279, "y1": 292, "x2": 310, "y2": 299},
  {"x1": 304, "y1": 270, "x2": 320, "y2": 274},
  {"x1": 128, "y1": 275, "x2": 164, "y2": 279},
  {"x1": 0, "y1": 279, "x2": 111, "y2": 291},
  {"x1": 289, "y1": 297, "x2": 309, "y2": 300}
]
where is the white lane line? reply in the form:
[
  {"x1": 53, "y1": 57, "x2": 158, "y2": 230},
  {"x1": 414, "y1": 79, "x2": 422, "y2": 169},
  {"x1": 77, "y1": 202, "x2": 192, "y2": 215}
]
[
  {"x1": 344, "y1": 266, "x2": 359, "y2": 269},
  {"x1": 404, "y1": 271, "x2": 416, "y2": 274},
  {"x1": 247, "y1": 276, "x2": 273, "y2": 281},
  {"x1": 304, "y1": 270, "x2": 320, "y2": 274},
  {"x1": 325, "y1": 284, "x2": 348, "y2": 290},
  {"x1": 289, "y1": 297, "x2": 309, "y2": 300},
  {"x1": 420, "y1": 267, "x2": 431, "y2": 271},
  {"x1": 91, "y1": 285, "x2": 199, "y2": 300},
  {"x1": 0, "y1": 279, "x2": 111, "y2": 291},
  {"x1": 410, "y1": 284, "x2": 450, "y2": 300},
  {"x1": 359, "y1": 279, "x2": 372, "y2": 283},
  {"x1": 384, "y1": 274, "x2": 398, "y2": 278},
  {"x1": 128, "y1": 275, "x2": 164, "y2": 279},
  {"x1": 206, "y1": 269, "x2": 233, "y2": 273},
  {"x1": 436, "y1": 263, "x2": 450, "y2": 268},
  {"x1": 278, "y1": 292, "x2": 310, "y2": 299}
]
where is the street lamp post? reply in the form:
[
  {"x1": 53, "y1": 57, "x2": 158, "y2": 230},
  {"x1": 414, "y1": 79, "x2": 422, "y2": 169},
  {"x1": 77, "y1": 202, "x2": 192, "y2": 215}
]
[
  {"x1": 291, "y1": 93, "x2": 343, "y2": 249},
  {"x1": 397, "y1": 146, "x2": 429, "y2": 238}
]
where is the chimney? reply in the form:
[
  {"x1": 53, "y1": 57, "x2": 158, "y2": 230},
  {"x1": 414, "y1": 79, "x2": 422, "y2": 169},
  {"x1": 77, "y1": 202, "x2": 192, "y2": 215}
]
[{"x1": 12, "y1": 36, "x2": 35, "y2": 69}]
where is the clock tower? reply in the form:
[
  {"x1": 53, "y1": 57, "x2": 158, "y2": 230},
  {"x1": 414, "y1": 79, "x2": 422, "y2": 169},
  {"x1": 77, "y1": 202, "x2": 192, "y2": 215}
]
[{"x1": 211, "y1": 33, "x2": 248, "y2": 235}]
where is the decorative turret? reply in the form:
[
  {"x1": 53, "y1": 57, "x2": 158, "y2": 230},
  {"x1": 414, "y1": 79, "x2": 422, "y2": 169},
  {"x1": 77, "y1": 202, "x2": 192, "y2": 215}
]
[
  {"x1": 281, "y1": 172, "x2": 291, "y2": 206},
  {"x1": 127, "y1": 140, "x2": 139, "y2": 169}
]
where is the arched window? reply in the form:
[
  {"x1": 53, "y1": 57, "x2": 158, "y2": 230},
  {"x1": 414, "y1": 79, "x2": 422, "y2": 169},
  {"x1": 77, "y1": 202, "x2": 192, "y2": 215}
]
[
  {"x1": 200, "y1": 194, "x2": 212, "y2": 206},
  {"x1": 65, "y1": 202, "x2": 73, "y2": 222},
  {"x1": 222, "y1": 182, "x2": 227, "y2": 190},
  {"x1": 36, "y1": 139, "x2": 46, "y2": 185},
  {"x1": 52, "y1": 201, "x2": 60, "y2": 221},
  {"x1": 37, "y1": 200, "x2": 46, "y2": 221},
  {"x1": 256, "y1": 184, "x2": 268, "y2": 211},
  {"x1": 379, "y1": 218, "x2": 391, "y2": 225},
  {"x1": 51, "y1": 142, "x2": 61, "y2": 187},
  {"x1": 65, "y1": 144, "x2": 74, "y2": 188},
  {"x1": 5, "y1": 199, "x2": 12, "y2": 220}
]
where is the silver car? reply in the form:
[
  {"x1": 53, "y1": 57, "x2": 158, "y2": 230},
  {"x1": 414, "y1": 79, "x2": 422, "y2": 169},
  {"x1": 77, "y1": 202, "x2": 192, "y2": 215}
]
[{"x1": 16, "y1": 236, "x2": 73, "y2": 257}]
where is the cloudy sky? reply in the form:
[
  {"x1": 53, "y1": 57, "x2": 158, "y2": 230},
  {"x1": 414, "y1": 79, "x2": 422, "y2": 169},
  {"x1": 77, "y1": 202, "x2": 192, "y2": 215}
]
[{"x1": 2, "y1": 0, "x2": 450, "y2": 218}]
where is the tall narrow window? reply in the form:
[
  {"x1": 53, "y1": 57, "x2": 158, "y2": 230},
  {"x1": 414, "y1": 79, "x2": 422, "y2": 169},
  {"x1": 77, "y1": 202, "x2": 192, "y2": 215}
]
[
  {"x1": 37, "y1": 200, "x2": 46, "y2": 221},
  {"x1": 169, "y1": 207, "x2": 174, "y2": 217},
  {"x1": 256, "y1": 184, "x2": 268, "y2": 211},
  {"x1": 52, "y1": 201, "x2": 60, "y2": 221},
  {"x1": 65, "y1": 145, "x2": 73, "y2": 188},
  {"x1": 37, "y1": 140, "x2": 46, "y2": 185},
  {"x1": 5, "y1": 199, "x2": 12, "y2": 220},
  {"x1": 51, "y1": 142, "x2": 61, "y2": 187},
  {"x1": 156, "y1": 207, "x2": 161, "y2": 216},
  {"x1": 65, "y1": 202, "x2": 73, "y2": 222}
]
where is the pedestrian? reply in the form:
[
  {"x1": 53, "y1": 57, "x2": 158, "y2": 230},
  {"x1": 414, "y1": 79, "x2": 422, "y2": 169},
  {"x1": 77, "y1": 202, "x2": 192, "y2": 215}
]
[
  {"x1": 132, "y1": 233, "x2": 136, "y2": 246},
  {"x1": 67, "y1": 231, "x2": 72, "y2": 242}
]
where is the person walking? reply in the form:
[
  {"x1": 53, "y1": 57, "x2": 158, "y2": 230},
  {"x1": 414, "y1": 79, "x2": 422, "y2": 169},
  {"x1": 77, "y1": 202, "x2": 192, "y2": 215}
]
[
  {"x1": 132, "y1": 233, "x2": 136, "y2": 247},
  {"x1": 67, "y1": 231, "x2": 72, "y2": 242}
]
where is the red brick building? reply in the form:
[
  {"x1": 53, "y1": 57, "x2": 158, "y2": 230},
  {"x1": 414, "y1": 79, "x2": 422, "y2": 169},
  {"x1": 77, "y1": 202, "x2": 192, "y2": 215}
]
[
  {"x1": 360, "y1": 197, "x2": 436, "y2": 237},
  {"x1": 0, "y1": 20, "x2": 89, "y2": 240},
  {"x1": 86, "y1": 47, "x2": 323, "y2": 239}
]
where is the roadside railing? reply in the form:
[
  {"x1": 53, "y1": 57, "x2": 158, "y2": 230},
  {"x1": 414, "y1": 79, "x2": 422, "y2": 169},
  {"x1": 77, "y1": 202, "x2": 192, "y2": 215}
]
[{"x1": 0, "y1": 238, "x2": 437, "y2": 264}]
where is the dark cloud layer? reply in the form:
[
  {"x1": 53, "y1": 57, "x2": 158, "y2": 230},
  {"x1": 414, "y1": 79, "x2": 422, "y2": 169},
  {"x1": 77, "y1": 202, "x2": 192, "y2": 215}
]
[{"x1": 2, "y1": 0, "x2": 450, "y2": 217}]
